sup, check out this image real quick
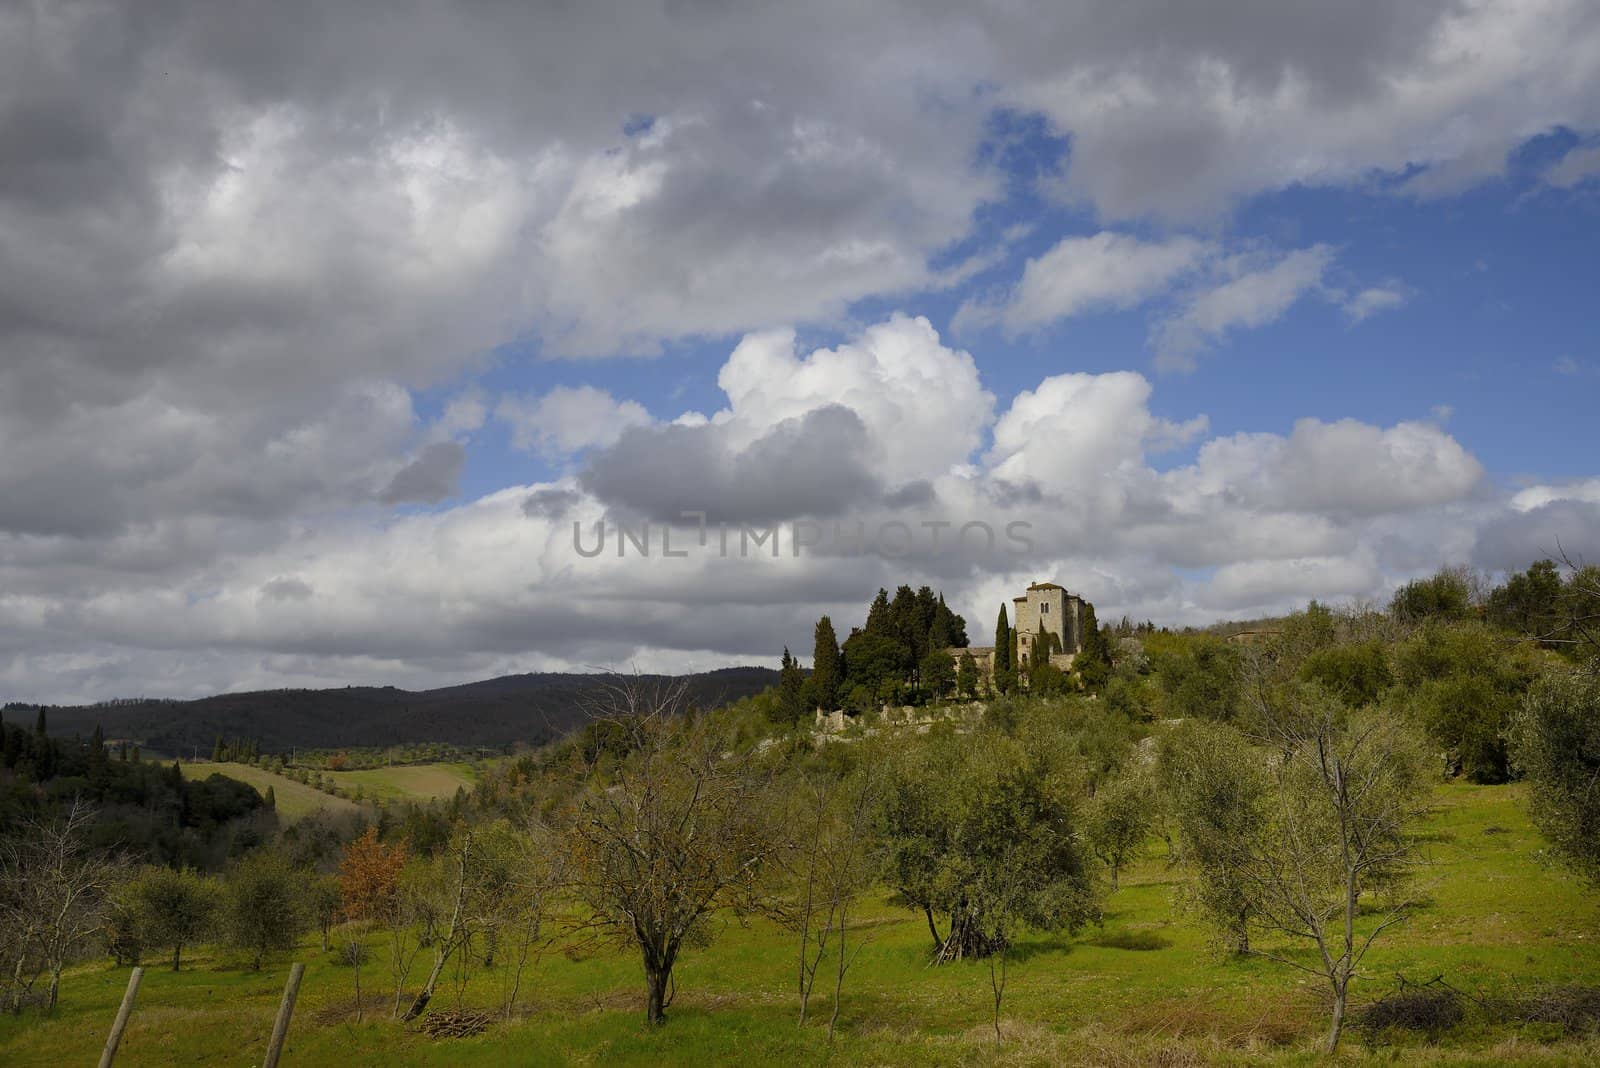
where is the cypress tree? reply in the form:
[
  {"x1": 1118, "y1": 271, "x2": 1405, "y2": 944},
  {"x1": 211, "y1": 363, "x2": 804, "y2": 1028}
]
[
  {"x1": 35, "y1": 707, "x2": 46, "y2": 737},
  {"x1": 811, "y1": 616, "x2": 842, "y2": 711},
  {"x1": 994, "y1": 605, "x2": 1013, "y2": 693},
  {"x1": 776, "y1": 647, "x2": 806, "y2": 727}
]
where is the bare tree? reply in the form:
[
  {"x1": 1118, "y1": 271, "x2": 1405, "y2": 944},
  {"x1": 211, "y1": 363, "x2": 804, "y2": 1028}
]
[
  {"x1": 783, "y1": 760, "x2": 880, "y2": 1035},
  {"x1": 1236, "y1": 698, "x2": 1431, "y2": 1053},
  {"x1": 402, "y1": 829, "x2": 475, "y2": 1020},
  {"x1": 564, "y1": 677, "x2": 785, "y2": 1026},
  {"x1": 0, "y1": 801, "x2": 121, "y2": 1012}
]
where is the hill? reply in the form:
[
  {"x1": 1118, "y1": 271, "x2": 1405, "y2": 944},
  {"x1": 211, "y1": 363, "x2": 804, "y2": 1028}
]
[{"x1": 40, "y1": 668, "x2": 778, "y2": 754}]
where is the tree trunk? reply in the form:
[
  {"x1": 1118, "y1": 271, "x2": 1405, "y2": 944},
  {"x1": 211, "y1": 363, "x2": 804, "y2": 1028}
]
[
  {"x1": 403, "y1": 952, "x2": 449, "y2": 1020},
  {"x1": 1326, "y1": 982, "x2": 1346, "y2": 1053},
  {"x1": 172, "y1": 944, "x2": 182, "y2": 972},
  {"x1": 645, "y1": 966, "x2": 669, "y2": 1026},
  {"x1": 923, "y1": 906, "x2": 943, "y2": 952}
]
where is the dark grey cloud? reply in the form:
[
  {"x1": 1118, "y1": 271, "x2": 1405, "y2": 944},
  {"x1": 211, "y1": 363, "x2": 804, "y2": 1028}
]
[
  {"x1": 522, "y1": 488, "x2": 584, "y2": 519},
  {"x1": 1473, "y1": 501, "x2": 1600, "y2": 572},
  {"x1": 579, "y1": 405, "x2": 882, "y2": 524},
  {"x1": 259, "y1": 577, "x2": 314, "y2": 602},
  {"x1": 381, "y1": 442, "x2": 465, "y2": 505}
]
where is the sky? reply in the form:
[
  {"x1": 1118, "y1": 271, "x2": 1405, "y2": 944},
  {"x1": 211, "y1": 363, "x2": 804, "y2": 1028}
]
[{"x1": 2, "y1": 0, "x2": 1599, "y2": 703}]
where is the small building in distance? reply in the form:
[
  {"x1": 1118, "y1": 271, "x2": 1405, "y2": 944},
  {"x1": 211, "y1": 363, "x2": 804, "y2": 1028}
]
[{"x1": 947, "y1": 580, "x2": 1092, "y2": 678}]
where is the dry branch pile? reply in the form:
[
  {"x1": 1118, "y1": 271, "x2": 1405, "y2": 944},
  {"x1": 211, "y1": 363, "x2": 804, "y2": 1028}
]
[{"x1": 416, "y1": 1008, "x2": 494, "y2": 1039}]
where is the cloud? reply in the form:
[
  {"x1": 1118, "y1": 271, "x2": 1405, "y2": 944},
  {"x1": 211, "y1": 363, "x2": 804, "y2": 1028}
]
[
  {"x1": 1153, "y1": 246, "x2": 1334, "y2": 370},
  {"x1": 0, "y1": 314, "x2": 1539, "y2": 702},
  {"x1": 1010, "y1": 1, "x2": 1600, "y2": 219},
  {"x1": 1544, "y1": 143, "x2": 1600, "y2": 188},
  {"x1": 1340, "y1": 285, "x2": 1411, "y2": 322},
  {"x1": 380, "y1": 442, "x2": 466, "y2": 505},
  {"x1": 259, "y1": 577, "x2": 314, "y2": 603},
  {"x1": 497, "y1": 386, "x2": 652, "y2": 456},
  {"x1": 1475, "y1": 499, "x2": 1600, "y2": 571},
  {"x1": 580, "y1": 405, "x2": 883, "y2": 524},
  {"x1": 3, "y1": 3, "x2": 1599, "y2": 698},
  {"x1": 958, "y1": 232, "x2": 1209, "y2": 333}
]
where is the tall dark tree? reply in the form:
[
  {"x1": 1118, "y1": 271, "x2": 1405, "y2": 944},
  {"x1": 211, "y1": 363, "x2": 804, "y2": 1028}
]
[
  {"x1": 1075, "y1": 603, "x2": 1112, "y2": 692},
  {"x1": 864, "y1": 589, "x2": 893, "y2": 636},
  {"x1": 938, "y1": 594, "x2": 970, "y2": 648},
  {"x1": 811, "y1": 616, "x2": 842, "y2": 712},
  {"x1": 776, "y1": 647, "x2": 807, "y2": 727},
  {"x1": 994, "y1": 605, "x2": 1014, "y2": 694}
]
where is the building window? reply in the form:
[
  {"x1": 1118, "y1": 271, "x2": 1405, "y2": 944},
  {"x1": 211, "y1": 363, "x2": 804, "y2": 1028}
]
[{"x1": 1040, "y1": 603, "x2": 1049, "y2": 614}]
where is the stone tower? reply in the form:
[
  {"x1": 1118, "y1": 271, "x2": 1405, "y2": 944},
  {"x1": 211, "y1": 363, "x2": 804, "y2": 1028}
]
[{"x1": 1012, "y1": 581, "x2": 1085, "y2": 668}]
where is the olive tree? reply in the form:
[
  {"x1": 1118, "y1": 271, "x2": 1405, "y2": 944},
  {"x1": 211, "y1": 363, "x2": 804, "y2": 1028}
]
[
  {"x1": 565, "y1": 679, "x2": 787, "y2": 1025},
  {"x1": 1239, "y1": 698, "x2": 1431, "y2": 1053},
  {"x1": 128, "y1": 866, "x2": 217, "y2": 972},
  {"x1": 879, "y1": 720, "x2": 1100, "y2": 963},
  {"x1": 1512, "y1": 669, "x2": 1600, "y2": 887},
  {"x1": 222, "y1": 851, "x2": 308, "y2": 970}
]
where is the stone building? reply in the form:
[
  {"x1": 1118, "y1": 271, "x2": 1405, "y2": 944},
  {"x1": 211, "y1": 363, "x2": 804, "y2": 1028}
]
[{"x1": 947, "y1": 580, "x2": 1092, "y2": 677}]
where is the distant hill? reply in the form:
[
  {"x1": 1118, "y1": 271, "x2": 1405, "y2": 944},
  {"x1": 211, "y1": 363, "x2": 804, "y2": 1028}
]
[{"x1": 38, "y1": 668, "x2": 779, "y2": 754}]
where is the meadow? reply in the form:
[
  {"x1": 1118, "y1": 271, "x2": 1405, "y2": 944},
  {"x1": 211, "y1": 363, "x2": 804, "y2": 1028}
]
[
  {"x1": 4, "y1": 780, "x2": 1597, "y2": 1066},
  {"x1": 177, "y1": 761, "x2": 476, "y2": 821}
]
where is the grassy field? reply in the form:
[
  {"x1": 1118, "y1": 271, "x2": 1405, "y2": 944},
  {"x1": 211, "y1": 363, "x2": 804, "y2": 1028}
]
[
  {"x1": 3, "y1": 782, "x2": 1598, "y2": 1065},
  {"x1": 180, "y1": 761, "x2": 366, "y2": 822},
  {"x1": 322, "y1": 762, "x2": 477, "y2": 803}
]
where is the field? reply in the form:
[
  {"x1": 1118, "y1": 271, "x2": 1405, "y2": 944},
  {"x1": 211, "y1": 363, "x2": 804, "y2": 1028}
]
[
  {"x1": 178, "y1": 761, "x2": 477, "y2": 821},
  {"x1": 180, "y1": 761, "x2": 367, "y2": 822},
  {"x1": 3, "y1": 781, "x2": 1598, "y2": 1065},
  {"x1": 322, "y1": 762, "x2": 477, "y2": 803}
]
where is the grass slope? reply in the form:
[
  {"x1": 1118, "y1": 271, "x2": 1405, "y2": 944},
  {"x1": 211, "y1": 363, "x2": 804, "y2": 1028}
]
[
  {"x1": 323, "y1": 762, "x2": 476, "y2": 803},
  {"x1": 4, "y1": 783, "x2": 1598, "y2": 1065},
  {"x1": 180, "y1": 761, "x2": 365, "y2": 822}
]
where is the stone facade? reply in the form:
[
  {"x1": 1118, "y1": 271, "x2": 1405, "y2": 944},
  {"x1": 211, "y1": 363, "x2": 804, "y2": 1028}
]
[
  {"x1": 1012, "y1": 581, "x2": 1085, "y2": 670},
  {"x1": 947, "y1": 580, "x2": 1091, "y2": 677}
]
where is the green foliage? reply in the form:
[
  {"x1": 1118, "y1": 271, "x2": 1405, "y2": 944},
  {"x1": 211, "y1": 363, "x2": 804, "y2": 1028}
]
[
  {"x1": 956, "y1": 652, "x2": 979, "y2": 699},
  {"x1": 221, "y1": 851, "x2": 308, "y2": 969},
  {"x1": 1298, "y1": 639, "x2": 1393, "y2": 708},
  {"x1": 1156, "y1": 720, "x2": 1269, "y2": 954},
  {"x1": 1155, "y1": 635, "x2": 1241, "y2": 721},
  {"x1": 1394, "y1": 621, "x2": 1543, "y2": 782},
  {"x1": 1488, "y1": 559, "x2": 1564, "y2": 642},
  {"x1": 920, "y1": 647, "x2": 955, "y2": 699},
  {"x1": 1391, "y1": 568, "x2": 1475, "y2": 622},
  {"x1": 840, "y1": 630, "x2": 910, "y2": 707},
  {"x1": 810, "y1": 616, "x2": 842, "y2": 712},
  {"x1": 1085, "y1": 768, "x2": 1154, "y2": 890},
  {"x1": 993, "y1": 605, "x2": 1015, "y2": 694},
  {"x1": 774, "y1": 647, "x2": 807, "y2": 727},
  {"x1": 1512, "y1": 669, "x2": 1600, "y2": 887},
  {"x1": 127, "y1": 866, "x2": 218, "y2": 971},
  {"x1": 1074, "y1": 603, "x2": 1113, "y2": 692},
  {"x1": 878, "y1": 721, "x2": 1101, "y2": 960}
]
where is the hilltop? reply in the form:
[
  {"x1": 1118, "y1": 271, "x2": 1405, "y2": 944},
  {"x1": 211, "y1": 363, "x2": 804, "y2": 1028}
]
[{"x1": 34, "y1": 668, "x2": 778, "y2": 754}]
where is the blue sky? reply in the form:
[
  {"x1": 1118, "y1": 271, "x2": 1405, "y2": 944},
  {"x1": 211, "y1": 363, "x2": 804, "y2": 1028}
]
[
  {"x1": 4, "y1": 0, "x2": 1599, "y2": 700},
  {"x1": 441, "y1": 119, "x2": 1598, "y2": 496}
]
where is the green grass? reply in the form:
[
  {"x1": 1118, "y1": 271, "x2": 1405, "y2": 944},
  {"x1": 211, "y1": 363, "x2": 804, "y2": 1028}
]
[
  {"x1": 322, "y1": 762, "x2": 477, "y2": 803},
  {"x1": 4, "y1": 782, "x2": 1598, "y2": 1065},
  {"x1": 180, "y1": 761, "x2": 366, "y2": 822}
]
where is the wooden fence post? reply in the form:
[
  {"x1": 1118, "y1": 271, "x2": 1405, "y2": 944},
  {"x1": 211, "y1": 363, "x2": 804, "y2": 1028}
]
[
  {"x1": 97, "y1": 966, "x2": 144, "y2": 1068},
  {"x1": 263, "y1": 962, "x2": 306, "y2": 1068}
]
